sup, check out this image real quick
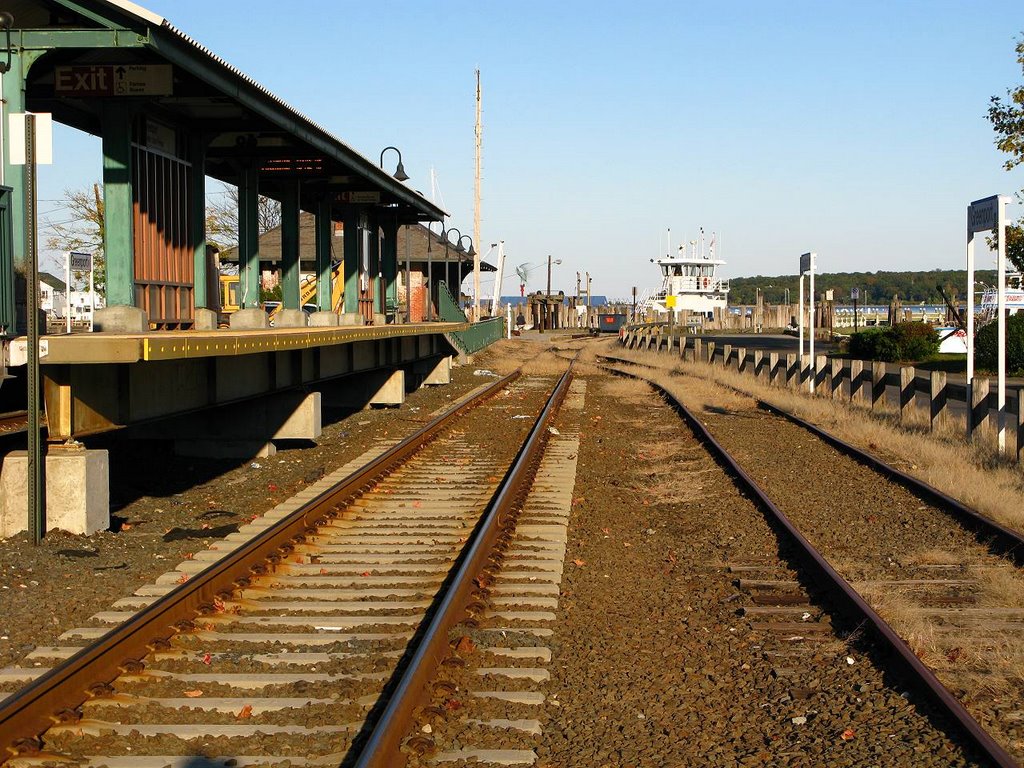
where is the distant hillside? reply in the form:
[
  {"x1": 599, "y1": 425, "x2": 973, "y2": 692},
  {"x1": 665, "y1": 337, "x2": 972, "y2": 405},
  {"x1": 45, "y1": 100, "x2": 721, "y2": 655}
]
[{"x1": 727, "y1": 269, "x2": 998, "y2": 306}]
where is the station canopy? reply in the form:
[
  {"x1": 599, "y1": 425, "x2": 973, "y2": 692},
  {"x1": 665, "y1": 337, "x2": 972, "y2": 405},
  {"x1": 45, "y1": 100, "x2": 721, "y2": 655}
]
[{"x1": 9, "y1": 0, "x2": 446, "y2": 222}]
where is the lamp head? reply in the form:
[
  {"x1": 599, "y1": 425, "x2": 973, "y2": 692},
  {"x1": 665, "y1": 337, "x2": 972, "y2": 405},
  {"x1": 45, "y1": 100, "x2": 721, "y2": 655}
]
[
  {"x1": 392, "y1": 160, "x2": 410, "y2": 182},
  {"x1": 0, "y1": 12, "x2": 13, "y2": 28}
]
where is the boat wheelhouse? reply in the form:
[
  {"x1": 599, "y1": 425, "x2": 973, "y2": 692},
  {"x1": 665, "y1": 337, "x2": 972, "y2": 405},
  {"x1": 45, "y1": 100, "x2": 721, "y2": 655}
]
[{"x1": 638, "y1": 245, "x2": 729, "y2": 319}]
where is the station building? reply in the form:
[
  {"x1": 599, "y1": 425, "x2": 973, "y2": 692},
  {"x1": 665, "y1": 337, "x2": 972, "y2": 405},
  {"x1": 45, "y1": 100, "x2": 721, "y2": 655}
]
[{"x1": 0, "y1": 0, "x2": 503, "y2": 538}]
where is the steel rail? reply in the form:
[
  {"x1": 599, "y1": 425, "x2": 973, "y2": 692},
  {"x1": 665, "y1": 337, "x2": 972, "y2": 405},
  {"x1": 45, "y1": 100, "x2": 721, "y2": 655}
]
[
  {"x1": 597, "y1": 351, "x2": 1024, "y2": 567},
  {"x1": 0, "y1": 370, "x2": 520, "y2": 762},
  {"x1": 602, "y1": 363, "x2": 1019, "y2": 768},
  {"x1": 354, "y1": 361, "x2": 576, "y2": 768},
  {"x1": 755, "y1": 399, "x2": 1024, "y2": 567}
]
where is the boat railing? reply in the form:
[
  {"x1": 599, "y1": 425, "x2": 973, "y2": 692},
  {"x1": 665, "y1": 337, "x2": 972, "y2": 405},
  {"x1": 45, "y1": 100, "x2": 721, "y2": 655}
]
[{"x1": 669, "y1": 276, "x2": 729, "y2": 293}]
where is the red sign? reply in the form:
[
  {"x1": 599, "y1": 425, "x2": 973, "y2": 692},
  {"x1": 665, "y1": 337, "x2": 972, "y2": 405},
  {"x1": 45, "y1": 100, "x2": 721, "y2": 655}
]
[{"x1": 54, "y1": 65, "x2": 173, "y2": 97}]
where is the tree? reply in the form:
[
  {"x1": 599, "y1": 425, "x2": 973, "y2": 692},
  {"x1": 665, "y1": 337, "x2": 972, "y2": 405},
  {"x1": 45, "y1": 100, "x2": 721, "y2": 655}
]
[
  {"x1": 205, "y1": 183, "x2": 281, "y2": 253},
  {"x1": 987, "y1": 33, "x2": 1024, "y2": 271},
  {"x1": 44, "y1": 183, "x2": 106, "y2": 297},
  {"x1": 43, "y1": 181, "x2": 283, "y2": 298}
]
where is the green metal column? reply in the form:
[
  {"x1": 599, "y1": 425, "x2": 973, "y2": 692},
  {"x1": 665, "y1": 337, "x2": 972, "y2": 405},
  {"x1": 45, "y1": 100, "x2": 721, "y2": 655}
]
[
  {"x1": 280, "y1": 181, "x2": 300, "y2": 310},
  {"x1": 314, "y1": 197, "x2": 332, "y2": 312},
  {"x1": 237, "y1": 164, "x2": 260, "y2": 309},
  {"x1": 189, "y1": 138, "x2": 208, "y2": 308},
  {"x1": 381, "y1": 215, "x2": 399, "y2": 315},
  {"x1": 342, "y1": 206, "x2": 360, "y2": 314},
  {"x1": 366, "y1": 210, "x2": 380, "y2": 314},
  {"x1": 101, "y1": 101, "x2": 135, "y2": 308},
  {"x1": 1, "y1": 50, "x2": 42, "y2": 272}
]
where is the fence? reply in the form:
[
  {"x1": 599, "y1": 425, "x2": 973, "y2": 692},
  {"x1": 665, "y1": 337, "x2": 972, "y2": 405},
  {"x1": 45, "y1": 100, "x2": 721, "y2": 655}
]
[{"x1": 619, "y1": 325, "x2": 1024, "y2": 465}]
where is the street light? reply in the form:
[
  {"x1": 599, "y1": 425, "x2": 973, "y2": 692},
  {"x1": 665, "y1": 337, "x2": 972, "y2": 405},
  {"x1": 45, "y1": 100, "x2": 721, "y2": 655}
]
[
  {"x1": 379, "y1": 146, "x2": 409, "y2": 182},
  {"x1": 443, "y1": 227, "x2": 461, "y2": 309},
  {"x1": 456, "y1": 234, "x2": 475, "y2": 316},
  {"x1": 541, "y1": 254, "x2": 562, "y2": 333}
]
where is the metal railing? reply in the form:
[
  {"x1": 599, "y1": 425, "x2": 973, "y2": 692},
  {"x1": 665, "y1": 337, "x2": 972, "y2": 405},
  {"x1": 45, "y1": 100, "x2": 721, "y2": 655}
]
[{"x1": 438, "y1": 283, "x2": 504, "y2": 354}]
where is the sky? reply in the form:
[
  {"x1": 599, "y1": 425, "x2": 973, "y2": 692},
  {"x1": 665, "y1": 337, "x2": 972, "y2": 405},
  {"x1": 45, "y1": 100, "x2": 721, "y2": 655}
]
[{"x1": 34, "y1": 0, "x2": 1024, "y2": 301}]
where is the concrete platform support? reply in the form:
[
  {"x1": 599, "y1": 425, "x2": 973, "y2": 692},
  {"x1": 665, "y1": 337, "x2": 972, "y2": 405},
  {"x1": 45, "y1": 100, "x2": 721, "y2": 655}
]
[
  {"x1": 323, "y1": 369, "x2": 406, "y2": 409},
  {"x1": 157, "y1": 391, "x2": 322, "y2": 459},
  {"x1": 339, "y1": 313, "x2": 364, "y2": 326},
  {"x1": 230, "y1": 308, "x2": 270, "y2": 330},
  {"x1": 0, "y1": 447, "x2": 109, "y2": 538},
  {"x1": 415, "y1": 355, "x2": 452, "y2": 386},
  {"x1": 193, "y1": 308, "x2": 219, "y2": 330},
  {"x1": 94, "y1": 306, "x2": 148, "y2": 333},
  {"x1": 275, "y1": 309, "x2": 308, "y2": 328},
  {"x1": 308, "y1": 311, "x2": 339, "y2": 327}
]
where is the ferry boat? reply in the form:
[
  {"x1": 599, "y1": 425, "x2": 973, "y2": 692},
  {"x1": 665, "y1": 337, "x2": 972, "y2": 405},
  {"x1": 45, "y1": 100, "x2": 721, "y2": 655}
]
[
  {"x1": 637, "y1": 242, "x2": 729, "y2": 319},
  {"x1": 980, "y1": 272, "x2": 1024, "y2": 319}
]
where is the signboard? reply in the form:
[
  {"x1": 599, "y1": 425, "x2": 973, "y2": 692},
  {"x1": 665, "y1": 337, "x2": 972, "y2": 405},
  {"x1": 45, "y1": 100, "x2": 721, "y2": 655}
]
[
  {"x1": 54, "y1": 65, "x2": 173, "y2": 97},
  {"x1": 69, "y1": 252, "x2": 92, "y2": 271},
  {"x1": 799, "y1": 252, "x2": 814, "y2": 274},
  {"x1": 665, "y1": 295, "x2": 677, "y2": 308},
  {"x1": 851, "y1": 287, "x2": 860, "y2": 300},
  {"x1": 825, "y1": 289, "x2": 834, "y2": 301},
  {"x1": 7, "y1": 113, "x2": 53, "y2": 165},
  {"x1": 339, "y1": 191, "x2": 381, "y2": 204},
  {"x1": 145, "y1": 119, "x2": 177, "y2": 156},
  {"x1": 967, "y1": 195, "x2": 1000, "y2": 233}
]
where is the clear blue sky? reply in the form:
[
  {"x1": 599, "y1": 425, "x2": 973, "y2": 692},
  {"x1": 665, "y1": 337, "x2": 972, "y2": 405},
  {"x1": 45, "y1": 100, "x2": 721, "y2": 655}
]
[{"x1": 38, "y1": 0, "x2": 1024, "y2": 299}]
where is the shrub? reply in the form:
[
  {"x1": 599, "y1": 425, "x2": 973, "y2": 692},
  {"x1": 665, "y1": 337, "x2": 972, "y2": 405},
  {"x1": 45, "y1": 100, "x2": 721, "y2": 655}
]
[
  {"x1": 848, "y1": 322, "x2": 938, "y2": 362},
  {"x1": 975, "y1": 313, "x2": 1024, "y2": 374},
  {"x1": 892, "y1": 321, "x2": 940, "y2": 361}
]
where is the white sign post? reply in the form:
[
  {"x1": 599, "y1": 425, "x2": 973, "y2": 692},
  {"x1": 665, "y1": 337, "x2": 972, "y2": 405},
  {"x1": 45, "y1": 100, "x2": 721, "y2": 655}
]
[
  {"x1": 66, "y1": 251, "x2": 93, "y2": 333},
  {"x1": 966, "y1": 195, "x2": 1012, "y2": 452},
  {"x1": 799, "y1": 252, "x2": 816, "y2": 392}
]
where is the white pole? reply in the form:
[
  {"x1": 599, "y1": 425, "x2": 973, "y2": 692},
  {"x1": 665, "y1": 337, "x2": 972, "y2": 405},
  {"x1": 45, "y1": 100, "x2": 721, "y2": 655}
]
[
  {"x1": 798, "y1": 273, "x2": 805, "y2": 365},
  {"x1": 88, "y1": 259, "x2": 95, "y2": 332},
  {"x1": 809, "y1": 254, "x2": 816, "y2": 393},
  {"x1": 65, "y1": 252, "x2": 72, "y2": 334},
  {"x1": 966, "y1": 220, "x2": 975, "y2": 439},
  {"x1": 997, "y1": 197, "x2": 1008, "y2": 454},
  {"x1": 506, "y1": 301, "x2": 512, "y2": 339}
]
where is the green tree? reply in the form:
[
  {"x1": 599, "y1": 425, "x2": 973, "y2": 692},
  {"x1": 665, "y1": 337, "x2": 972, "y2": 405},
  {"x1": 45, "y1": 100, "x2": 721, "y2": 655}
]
[
  {"x1": 44, "y1": 183, "x2": 106, "y2": 297},
  {"x1": 987, "y1": 34, "x2": 1024, "y2": 271}
]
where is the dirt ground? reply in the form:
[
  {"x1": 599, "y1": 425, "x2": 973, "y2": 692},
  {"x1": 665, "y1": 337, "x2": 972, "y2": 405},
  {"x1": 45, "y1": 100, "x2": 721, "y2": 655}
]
[
  {"x1": 0, "y1": 356, "x2": 503, "y2": 672},
  {"x1": 0, "y1": 333, "x2": 1008, "y2": 765}
]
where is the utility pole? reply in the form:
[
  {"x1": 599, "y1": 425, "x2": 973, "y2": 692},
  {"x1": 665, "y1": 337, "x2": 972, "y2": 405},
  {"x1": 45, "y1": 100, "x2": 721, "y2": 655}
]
[{"x1": 473, "y1": 69, "x2": 482, "y2": 322}]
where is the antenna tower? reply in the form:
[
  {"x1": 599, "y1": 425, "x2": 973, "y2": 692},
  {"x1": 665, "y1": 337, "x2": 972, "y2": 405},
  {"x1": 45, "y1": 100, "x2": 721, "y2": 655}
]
[{"x1": 473, "y1": 69, "x2": 482, "y2": 319}]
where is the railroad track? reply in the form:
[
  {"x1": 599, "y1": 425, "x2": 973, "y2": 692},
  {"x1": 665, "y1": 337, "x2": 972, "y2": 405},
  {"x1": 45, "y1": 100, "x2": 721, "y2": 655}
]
[
  {"x1": 596, "y1": 355, "x2": 1022, "y2": 767},
  {"x1": 0, "y1": 411, "x2": 28, "y2": 436},
  {"x1": 0, "y1": 362, "x2": 577, "y2": 767}
]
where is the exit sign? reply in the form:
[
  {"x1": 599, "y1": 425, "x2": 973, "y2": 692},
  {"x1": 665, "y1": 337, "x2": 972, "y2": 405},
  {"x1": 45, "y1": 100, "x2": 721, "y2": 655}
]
[{"x1": 55, "y1": 65, "x2": 173, "y2": 97}]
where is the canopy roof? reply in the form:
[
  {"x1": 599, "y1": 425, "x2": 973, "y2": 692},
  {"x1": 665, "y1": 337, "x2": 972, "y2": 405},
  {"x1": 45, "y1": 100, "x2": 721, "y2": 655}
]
[{"x1": 11, "y1": 0, "x2": 445, "y2": 222}]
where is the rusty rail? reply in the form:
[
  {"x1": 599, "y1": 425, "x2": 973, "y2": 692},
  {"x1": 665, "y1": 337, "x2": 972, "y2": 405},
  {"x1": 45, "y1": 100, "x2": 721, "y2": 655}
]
[
  {"x1": 0, "y1": 371, "x2": 520, "y2": 762},
  {"x1": 354, "y1": 361, "x2": 575, "y2": 768},
  {"x1": 756, "y1": 399, "x2": 1024, "y2": 567},
  {"x1": 601, "y1": 362, "x2": 1018, "y2": 768}
]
